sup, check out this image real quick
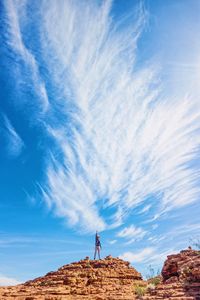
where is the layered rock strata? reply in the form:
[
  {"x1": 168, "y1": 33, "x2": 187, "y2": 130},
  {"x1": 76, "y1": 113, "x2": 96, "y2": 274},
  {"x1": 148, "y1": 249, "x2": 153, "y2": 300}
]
[
  {"x1": 143, "y1": 249, "x2": 200, "y2": 300},
  {"x1": 1, "y1": 249, "x2": 199, "y2": 300},
  {"x1": 0, "y1": 255, "x2": 144, "y2": 300}
]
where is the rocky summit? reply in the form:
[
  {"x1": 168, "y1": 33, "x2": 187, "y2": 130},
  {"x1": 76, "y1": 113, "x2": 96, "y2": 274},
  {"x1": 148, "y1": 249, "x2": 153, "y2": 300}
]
[
  {"x1": 0, "y1": 250, "x2": 199, "y2": 300},
  {"x1": 0, "y1": 255, "x2": 144, "y2": 300},
  {"x1": 143, "y1": 249, "x2": 200, "y2": 300}
]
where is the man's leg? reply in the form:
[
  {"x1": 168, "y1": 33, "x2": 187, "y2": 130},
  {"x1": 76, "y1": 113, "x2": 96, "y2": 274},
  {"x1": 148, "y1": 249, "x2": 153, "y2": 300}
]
[
  {"x1": 94, "y1": 247, "x2": 97, "y2": 260},
  {"x1": 98, "y1": 246, "x2": 100, "y2": 260}
]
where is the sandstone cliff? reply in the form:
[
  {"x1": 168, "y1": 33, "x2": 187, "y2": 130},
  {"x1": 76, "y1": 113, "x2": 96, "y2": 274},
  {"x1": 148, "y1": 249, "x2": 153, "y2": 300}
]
[
  {"x1": 0, "y1": 255, "x2": 144, "y2": 300},
  {"x1": 143, "y1": 249, "x2": 200, "y2": 300}
]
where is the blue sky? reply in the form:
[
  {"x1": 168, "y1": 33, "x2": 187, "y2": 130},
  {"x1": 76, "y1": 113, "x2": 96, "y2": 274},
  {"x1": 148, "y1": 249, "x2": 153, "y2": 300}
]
[{"x1": 0, "y1": 0, "x2": 200, "y2": 285}]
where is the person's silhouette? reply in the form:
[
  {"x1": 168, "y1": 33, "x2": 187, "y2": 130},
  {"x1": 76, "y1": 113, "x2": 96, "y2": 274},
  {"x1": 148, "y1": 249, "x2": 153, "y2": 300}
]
[{"x1": 94, "y1": 232, "x2": 102, "y2": 260}]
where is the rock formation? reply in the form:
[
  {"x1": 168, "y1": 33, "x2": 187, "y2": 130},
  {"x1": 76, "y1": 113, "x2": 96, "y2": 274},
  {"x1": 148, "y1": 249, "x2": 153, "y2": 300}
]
[
  {"x1": 0, "y1": 249, "x2": 199, "y2": 300},
  {"x1": 0, "y1": 255, "x2": 144, "y2": 300},
  {"x1": 143, "y1": 249, "x2": 200, "y2": 300}
]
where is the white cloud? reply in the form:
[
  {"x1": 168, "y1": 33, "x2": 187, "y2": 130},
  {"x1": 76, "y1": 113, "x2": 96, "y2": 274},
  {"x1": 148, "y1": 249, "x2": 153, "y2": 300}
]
[
  {"x1": 117, "y1": 225, "x2": 147, "y2": 243},
  {"x1": 42, "y1": 0, "x2": 200, "y2": 232},
  {"x1": 147, "y1": 235, "x2": 165, "y2": 244},
  {"x1": 139, "y1": 204, "x2": 152, "y2": 214},
  {"x1": 109, "y1": 240, "x2": 117, "y2": 245},
  {"x1": 6, "y1": 0, "x2": 200, "y2": 233},
  {"x1": 3, "y1": 116, "x2": 24, "y2": 157},
  {"x1": 119, "y1": 247, "x2": 178, "y2": 267},
  {"x1": 119, "y1": 248, "x2": 155, "y2": 263},
  {"x1": 163, "y1": 223, "x2": 200, "y2": 243},
  {"x1": 42, "y1": 164, "x2": 106, "y2": 232},
  {"x1": 144, "y1": 248, "x2": 178, "y2": 266},
  {"x1": 4, "y1": 0, "x2": 49, "y2": 113},
  {"x1": 0, "y1": 274, "x2": 21, "y2": 286}
]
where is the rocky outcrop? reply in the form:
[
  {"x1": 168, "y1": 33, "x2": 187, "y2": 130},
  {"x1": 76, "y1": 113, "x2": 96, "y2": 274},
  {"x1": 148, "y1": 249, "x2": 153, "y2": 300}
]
[
  {"x1": 0, "y1": 255, "x2": 144, "y2": 300},
  {"x1": 143, "y1": 249, "x2": 200, "y2": 300},
  {"x1": 1, "y1": 249, "x2": 199, "y2": 300}
]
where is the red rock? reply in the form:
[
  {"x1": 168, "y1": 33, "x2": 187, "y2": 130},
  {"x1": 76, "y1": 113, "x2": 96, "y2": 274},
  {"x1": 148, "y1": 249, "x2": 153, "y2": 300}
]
[
  {"x1": 1, "y1": 250, "x2": 199, "y2": 300},
  {"x1": 0, "y1": 256, "x2": 143, "y2": 299},
  {"x1": 143, "y1": 249, "x2": 200, "y2": 300}
]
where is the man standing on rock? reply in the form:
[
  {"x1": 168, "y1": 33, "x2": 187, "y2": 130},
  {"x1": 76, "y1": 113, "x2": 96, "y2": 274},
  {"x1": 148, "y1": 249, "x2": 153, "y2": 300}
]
[{"x1": 94, "y1": 231, "x2": 102, "y2": 260}]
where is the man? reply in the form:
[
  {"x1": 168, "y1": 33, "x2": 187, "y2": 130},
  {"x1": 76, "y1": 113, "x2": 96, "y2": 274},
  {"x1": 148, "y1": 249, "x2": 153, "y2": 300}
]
[{"x1": 94, "y1": 231, "x2": 102, "y2": 260}]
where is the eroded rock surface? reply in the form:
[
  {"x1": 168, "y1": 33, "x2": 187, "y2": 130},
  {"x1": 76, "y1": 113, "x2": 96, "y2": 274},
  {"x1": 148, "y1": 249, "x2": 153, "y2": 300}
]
[
  {"x1": 0, "y1": 255, "x2": 143, "y2": 300},
  {"x1": 1, "y1": 250, "x2": 199, "y2": 300},
  {"x1": 143, "y1": 249, "x2": 200, "y2": 300}
]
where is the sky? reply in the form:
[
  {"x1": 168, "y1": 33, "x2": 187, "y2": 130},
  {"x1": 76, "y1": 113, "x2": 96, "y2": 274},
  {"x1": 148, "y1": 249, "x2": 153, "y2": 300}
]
[{"x1": 0, "y1": 0, "x2": 200, "y2": 285}]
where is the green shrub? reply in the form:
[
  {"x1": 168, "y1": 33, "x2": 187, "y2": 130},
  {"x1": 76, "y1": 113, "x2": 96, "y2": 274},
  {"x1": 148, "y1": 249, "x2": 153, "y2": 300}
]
[
  {"x1": 134, "y1": 285, "x2": 147, "y2": 297},
  {"x1": 149, "y1": 276, "x2": 161, "y2": 286}
]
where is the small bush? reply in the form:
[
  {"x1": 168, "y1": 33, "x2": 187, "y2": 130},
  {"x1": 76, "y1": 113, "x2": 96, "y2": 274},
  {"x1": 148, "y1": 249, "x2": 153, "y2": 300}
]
[
  {"x1": 148, "y1": 276, "x2": 161, "y2": 286},
  {"x1": 134, "y1": 285, "x2": 147, "y2": 297}
]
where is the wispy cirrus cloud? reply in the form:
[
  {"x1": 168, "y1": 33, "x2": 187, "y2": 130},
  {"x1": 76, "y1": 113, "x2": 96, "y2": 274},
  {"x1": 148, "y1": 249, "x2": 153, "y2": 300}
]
[
  {"x1": 3, "y1": 0, "x2": 49, "y2": 113},
  {"x1": 119, "y1": 247, "x2": 155, "y2": 263},
  {"x1": 41, "y1": 1, "x2": 200, "y2": 232},
  {"x1": 117, "y1": 225, "x2": 147, "y2": 243},
  {"x1": 119, "y1": 246, "x2": 178, "y2": 266},
  {"x1": 2, "y1": 115, "x2": 24, "y2": 157},
  {"x1": 108, "y1": 240, "x2": 117, "y2": 245},
  {"x1": 4, "y1": 0, "x2": 200, "y2": 233},
  {"x1": 138, "y1": 204, "x2": 152, "y2": 214},
  {"x1": 156, "y1": 223, "x2": 200, "y2": 245}
]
